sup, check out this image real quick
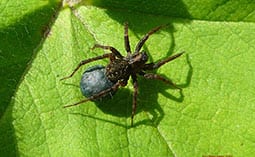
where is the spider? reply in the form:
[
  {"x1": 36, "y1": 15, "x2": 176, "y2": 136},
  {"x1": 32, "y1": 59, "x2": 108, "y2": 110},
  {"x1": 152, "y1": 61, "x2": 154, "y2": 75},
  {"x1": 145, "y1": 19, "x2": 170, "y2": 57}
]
[{"x1": 61, "y1": 23, "x2": 184, "y2": 126}]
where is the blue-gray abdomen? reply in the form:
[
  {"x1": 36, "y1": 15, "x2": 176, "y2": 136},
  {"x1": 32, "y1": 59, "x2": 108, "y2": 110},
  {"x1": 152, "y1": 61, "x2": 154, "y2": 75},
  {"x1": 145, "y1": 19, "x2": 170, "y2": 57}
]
[{"x1": 80, "y1": 65, "x2": 115, "y2": 98}]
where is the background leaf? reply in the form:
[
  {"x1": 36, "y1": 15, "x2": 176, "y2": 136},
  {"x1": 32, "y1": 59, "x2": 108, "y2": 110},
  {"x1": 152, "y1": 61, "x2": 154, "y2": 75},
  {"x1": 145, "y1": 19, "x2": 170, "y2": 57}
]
[{"x1": 1, "y1": 0, "x2": 255, "y2": 156}]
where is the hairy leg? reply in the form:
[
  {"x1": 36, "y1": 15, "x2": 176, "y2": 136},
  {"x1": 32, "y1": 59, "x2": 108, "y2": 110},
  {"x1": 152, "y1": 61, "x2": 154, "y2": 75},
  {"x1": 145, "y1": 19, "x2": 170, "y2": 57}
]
[
  {"x1": 135, "y1": 24, "x2": 167, "y2": 53},
  {"x1": 131, "y1": 75, "x2": 138, "y2": 126},
  {"x1": 143, "y1": 52, "x2": 184, "y2": 70},
  {"x1": 63, "y1": 82, "x2": 120, "y2": 108},
  {"x1": 92, "y1": 44, "x2": 123, "y2": 59},
  {"x1": 143, "y1": 73, "x2": 181, "y2": 90},
  {"x1": 60, "y1": 53, "x2": 112, "y2": 80},
  {"x1": 124, "y1": 22, "x2": 131, "y2": 56}
]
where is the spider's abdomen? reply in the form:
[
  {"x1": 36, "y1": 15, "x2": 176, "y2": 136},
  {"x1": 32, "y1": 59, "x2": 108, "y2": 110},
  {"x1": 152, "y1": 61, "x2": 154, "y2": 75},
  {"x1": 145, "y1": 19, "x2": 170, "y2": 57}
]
[
  {"x1": 80, "y1": 65, "x2": 115, "y2": 98},
  {"x1": 106, "y1": 59, "x2": 131, "y2": 84}
]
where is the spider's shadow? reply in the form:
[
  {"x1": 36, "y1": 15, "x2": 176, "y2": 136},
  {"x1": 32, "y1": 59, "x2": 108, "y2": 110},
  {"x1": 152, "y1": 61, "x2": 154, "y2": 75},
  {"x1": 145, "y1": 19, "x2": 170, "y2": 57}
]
[
  {"x1": 63, "y1": 22, "x2": 193, "y2": 126},
  {"x1": 136, "y1": 54, "x2": 193, "y2": 126},
  {"x1": 67, "y1": 3, "x2": 193, "y2": 127},
  {"x1": 69, "y1": 54, "x2": 192, "y2": 127}
]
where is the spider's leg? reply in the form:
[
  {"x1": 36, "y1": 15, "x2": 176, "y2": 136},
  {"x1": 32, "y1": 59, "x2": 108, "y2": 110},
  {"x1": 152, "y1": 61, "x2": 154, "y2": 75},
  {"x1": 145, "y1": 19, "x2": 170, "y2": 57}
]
[
  {"x1": 63, "y1": 82, "x2": 120, "y2": 108},
  {"x1": 131, "y1": 75, "x2": 138, "y2": 127},
  {"x1": 92, "y1": 44, "x2": 123, "y2": 59},
  {"x1": 60, "y1": 53, "x2": 112, "y2": 80},
  {"x1": 143, "y1": 73, "x2": 181, "y2": 90},
  {"x1": 124, "y1": 22, "x2": 131, "y2": 56},
  {"x1": 134, "y1": 25, "x2": 166, "y2": 54},
  {"x1": 143, "y1": 51, "x2": 184, "y2": 70}
]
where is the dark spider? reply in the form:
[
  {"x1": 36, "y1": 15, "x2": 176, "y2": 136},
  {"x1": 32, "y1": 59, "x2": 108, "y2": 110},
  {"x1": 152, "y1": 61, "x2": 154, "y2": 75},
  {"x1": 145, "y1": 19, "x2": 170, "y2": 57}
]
[{"x1": 61, "y1": 23, "x2": 184, "y2": 126}]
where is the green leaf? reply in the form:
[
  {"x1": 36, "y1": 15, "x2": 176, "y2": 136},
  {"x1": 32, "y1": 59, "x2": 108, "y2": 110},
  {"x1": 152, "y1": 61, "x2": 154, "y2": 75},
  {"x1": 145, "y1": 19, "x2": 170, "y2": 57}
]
[
  {"x1": 0, "y1": 0, "x2": 61, "y2": 116},
  {"x1": 1, "y1": 0, "x2": 255, "y2": 156}
]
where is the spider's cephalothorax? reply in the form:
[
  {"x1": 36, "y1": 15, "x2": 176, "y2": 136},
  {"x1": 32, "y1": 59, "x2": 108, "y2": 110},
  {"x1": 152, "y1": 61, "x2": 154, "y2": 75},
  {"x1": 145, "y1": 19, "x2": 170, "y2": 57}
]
[
  {"x1": 61, "y1": 23, "x2": 184, "y2": 126},
  {"x1": 105, "y1": 51, "x2": 149, "y2": 86},
  {"x1": 105, "y1": 58, "x2": 131, "y2": 85}
]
